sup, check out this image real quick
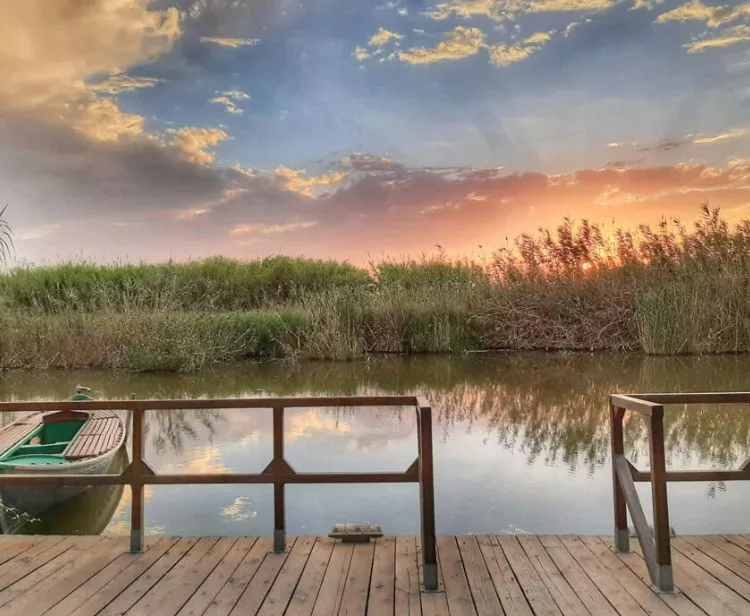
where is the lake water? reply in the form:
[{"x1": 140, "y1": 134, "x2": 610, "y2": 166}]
[{"x1": 1, "y1": 352, "x2": 750, "y2": 538}]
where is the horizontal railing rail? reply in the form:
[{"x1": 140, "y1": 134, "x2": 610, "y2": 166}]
[
  {"x1": 0, "y1": 395, "x2": 438, "y2": 591},
  {"x1": 610, "y1": 391, "x2": 750, "y2": 592}
]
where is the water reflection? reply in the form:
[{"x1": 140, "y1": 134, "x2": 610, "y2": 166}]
[
  {"x1": 1, "y1": 353, "x2": 749, "y2": 536},
  {"x1": 7, "y1": 448, "x2": 128, "y2": 535}
]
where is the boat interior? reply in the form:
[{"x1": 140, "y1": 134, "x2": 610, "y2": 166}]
[{"x1": 0, "y1": 411, "x2": 90, "y2": 467}]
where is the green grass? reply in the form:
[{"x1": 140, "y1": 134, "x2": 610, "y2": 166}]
[{"x1": 0, "y1": 205, "x2": 748, "y2": 371}]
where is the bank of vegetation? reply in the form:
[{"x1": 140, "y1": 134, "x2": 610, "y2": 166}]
[{"x1": 0, "y1": 205, "x2": 748, "y2": 371}]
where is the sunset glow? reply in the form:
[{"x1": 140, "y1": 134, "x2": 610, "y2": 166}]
[{"x1": 1, "y1": 1, "x2": 749, "y2": 265}]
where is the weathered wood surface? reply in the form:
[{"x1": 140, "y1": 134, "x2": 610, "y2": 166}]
[
  {"x1": 0, "y1": 415, "x2": 42, "y2": 457},
  {"x1": 0, "y1": 534, "x2": 748, "y2": 615},
  {"x1": 64, "y1": 413, "x2": 123, "y2": 460}
]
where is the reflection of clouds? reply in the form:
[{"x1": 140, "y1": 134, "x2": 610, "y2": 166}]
[
  {"x1": 105, "y1": 485, "x2": 154, "y2": 536},
  {"x1": 286, "y1": 409, "x2": 352, "y2": 442},
  {"x1": 161, "y1": 444, "x2": 230, "y2": 474},
  {"x1": 222, "y1": 496, "x2": 257, "y2": 521}
]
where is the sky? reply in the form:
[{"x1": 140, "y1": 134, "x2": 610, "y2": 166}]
[{"x1": 1, "y1": 0, "x2": 750, "y2": 265}]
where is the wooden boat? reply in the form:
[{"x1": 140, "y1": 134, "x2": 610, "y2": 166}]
[
  {"x1": 0, "y1": 448, "x2": 127, "y2": 535},
  {"x1": 0, "y1": 388, "x2": 127, "y2": 519}
]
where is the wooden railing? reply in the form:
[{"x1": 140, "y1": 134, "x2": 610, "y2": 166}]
[
  {"x1": 610, "y1": 391, "x2": 750, "y2": 592},
  {"x1": 0, "y1": 395, "x2": 438, "y2": 591}
]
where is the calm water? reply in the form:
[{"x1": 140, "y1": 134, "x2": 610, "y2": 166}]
[{"x1": 1, "y1": 353, "x2": 750, "y2": 538}]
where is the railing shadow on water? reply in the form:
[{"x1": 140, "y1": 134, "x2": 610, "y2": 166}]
[
  {"x1": 0, "y1": 395, "x2": 439, "y2": 592},
  {"x1": 610, "y1": 391, "x2": 750, "y2": 593}
]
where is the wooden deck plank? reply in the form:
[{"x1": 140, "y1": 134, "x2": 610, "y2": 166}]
[
  {"x1": 2, "y1": 537, "x2": 126, "y2": 616},
  {"x1": 705, "y1": 536, "x2": 750, "y2": 569},
  {"x1": 311, "y1": 542, "x2": 354, "y2": 616},
  {"x1": 476, "y1": 535, "x2": 531, "y2": 616},
  {"x1": 559, "y1": 536, "x2": 647, "y2": 616},
  {"x1": 176, "y1": 537, "x2": 258, "y2": 616},
  {"x1": 455, "y1": 536, "x2": 503, "y2": 616},
  {"x1": 721, "y1": 536, "x2": 750, "y2": 558},
  {"x1": 0, "y1": 536, "x2": 73, "y2": 593},
  {"x1": 286, "y1": 538, "x2": 334, "y2": 616},
  {"x1": 494, "y1": 534, "x2": 562, "y2": 616},
  {"x1": 0, "y1": 537, "x2": 40, "y2": 567},
  {"x1": 415, "y1": 537, "x2": 450, "y2": 616},
  {"x1": 367, "y1": 538, "x2": 396, "y2": 616},
  {"x1": 93, "y1": 537, "x2": 199, "y2": 616},
  {"x1": 0, "y1": 534, "x2": 748, "y2": 615},
  {"x1": 394, "y1": 537, "x2": 422, "y2": 616},
  {"x1": 631, "y1": 536, "x2": 747, "y2": 616},
  {"x1": 203, "y1": 537, "x2": 274, "y2": 616},
  {"x1": 681, "y1": 536, "x2": 750, "y2": 585},
  {"x1": 517, "y1": 534, "x2": 589, "y2": 616},
  {"x1": 0, "y1": 536, "x2": 99, "y2": 610},
  {"x1": 134, "y1": 537, "x2": 236, "y2": 616},
  {"x1": 580, "y1": 537, "x2": 686, "y2": 616},
  {"x1": 338, "y1": 542, "x2": 376, "y2": 616},
  {"x1": 258, "y1": 537, "x2": 315, "y2": 616},
  {"x1": 45, "y1": 538, "x2": 178, "y2": 616},
  {"x1": 436, "y1": 536, "x2": 476, "y2": 616},
  {"x1": 228, "y1": 539, "x2": 296, "y2": 616},
  {"x1": 673, "y1": 537, "x2": 750, "y2": 602},
  {"x1": 538, "y1": 536, "x2": 619, "y2": 616}
]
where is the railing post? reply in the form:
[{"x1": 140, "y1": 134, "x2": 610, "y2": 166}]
[
  {"x1": 610, "y1": 401, "x2": 629, "y2": 553},
  {"x1": 417, "y1": 405, "x2": 438, "y2": 592},
  {"x1": 273, "y1": 406, "x2": 286, "y2": 553},
  {"x1": 130, "y1": 408, "x2": 145, "y2": 554},
  {"x1": 649, "y1": 406, "x2": 673, "y2": 591}
]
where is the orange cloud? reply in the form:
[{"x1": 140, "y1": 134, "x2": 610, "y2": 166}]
[
  {"x1": 489, "y1": 31, "x2": 553, "y2": 66},
  {"x1": 274, "y1": 166, "x2": 347, "y2": 197},
  {"x1": 399, "y1": 26, "x2": 486, "y2": 64},
  {"x1": 686, "y1": 25, "x2": 750, "y2": 53},
  {"x1": 230, "y1": 221, "x2": 319, "y2": 237},
  {"x1": 656, "y1": 1, "x2": 750, "y2": 28},
  {"x1": 369, "y1": 28, "x2": 404, "y2": 47},
  {"x1": 168, "y1": 127, "x2": 230, "y2": 166}
]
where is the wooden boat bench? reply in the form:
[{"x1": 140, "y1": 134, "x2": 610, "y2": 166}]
[
  {"x1": 63, "y1": 411, "x2": 124, "y2": 461},
  {"x1": 0, "y1": 415, "x2": 43, "y2": 458}
]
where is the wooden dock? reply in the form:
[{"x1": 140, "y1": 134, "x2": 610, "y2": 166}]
[{"x1": 2, "y1": 534, "x2": 750, "y2": 615}]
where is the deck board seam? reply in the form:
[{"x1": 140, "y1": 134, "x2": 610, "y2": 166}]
[{"x1": 170, "y1": 536, "x2": 241, "y2": 616}]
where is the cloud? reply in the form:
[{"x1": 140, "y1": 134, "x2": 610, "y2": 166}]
[
  {"x1": 199, "y1": 36, "x2": 260, "y2": 47},
  {"x1": 222, "y1": 496, "x2": 256, "y2": 521},
  {"x1": 353, "y1": 46, "x2": 372, "y2": 61},
  {"x1": 489, "y1": 31, "x2": 553, "y2": 66},
  {"x1": 426, "y1": 0, "x2": 615, "y2": 22},
  {"x1": 168, "y1": 127, "x2": 230, "y2": 166},
  {"x1": 564, "y1": 21, "x2": 580, "y2": 37},
  {"x1": 632, "y1": 0, "x2": 664, "y2": 9},
  {"x1": 274, "y1": 166, "x2": 348, "y2": 197},
  {"x1": 693, "y1": 127, "x2": 750, "y2": 144},
  {"x1": 86, "y1": 73, "x2": 162, "y2": 96},
  {"x1": 370, "y1": 28, "x2": 404, "y2": 47},
  {"x1": 175, "y1": 208, "x2": 211, "y2": 221},
  {"x1": 686, "y1": 25, "x2": 750, "y2": 53},
  {"x1": 0, "y1": 1, "x2": 181, "y2": 113},
  {"x1": 399, "y1": 26, "x2": 486, "y2": 64},
  {"x1": 209, "y1": 89, "x2": 250, "y2": 114},
  {"x1": 230, "y1": 221, "x2": 319, "y2": 237},
  {"x1": 656, "y1": 1, "x2": 750, "y2": 28}
]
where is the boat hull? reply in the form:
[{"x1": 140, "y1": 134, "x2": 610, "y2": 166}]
[{"x1": 0, "y1": 446, "x2": 120, "y2": 519}]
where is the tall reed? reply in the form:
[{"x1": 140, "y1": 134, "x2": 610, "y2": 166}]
[{"x1": 0, "y1": 205, "x2": 747, "y2": 370}]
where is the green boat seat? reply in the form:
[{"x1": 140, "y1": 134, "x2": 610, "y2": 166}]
[{"x1": 0, "y1": 454, "x2": 68, "y2": 467}]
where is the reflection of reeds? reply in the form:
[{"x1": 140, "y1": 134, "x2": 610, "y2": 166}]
[{"x1": 0, "y1": 206, "x2": 747, "y2": 369}]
